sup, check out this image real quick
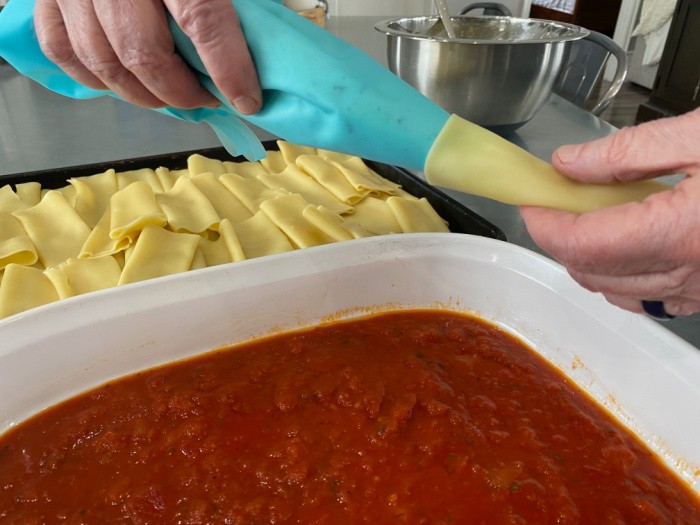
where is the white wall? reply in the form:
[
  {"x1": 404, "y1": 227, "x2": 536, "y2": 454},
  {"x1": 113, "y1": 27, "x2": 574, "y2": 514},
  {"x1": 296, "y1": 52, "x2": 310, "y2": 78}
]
[
  {"x1": 328, "y1": 0, "x2": 531, "y2": 17},
  {"x1": 329, "y1": 0, "x2": 433, "y2": 17},
  {"x1": 436, "y1": 0, "x2": 531, "y2": 17}
]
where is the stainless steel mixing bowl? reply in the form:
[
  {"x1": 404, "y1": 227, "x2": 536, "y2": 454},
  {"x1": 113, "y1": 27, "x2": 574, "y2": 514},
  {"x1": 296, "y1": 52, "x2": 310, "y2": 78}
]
[{"x1": 375, "y1": 16, "x2": 589, "y2": 133}]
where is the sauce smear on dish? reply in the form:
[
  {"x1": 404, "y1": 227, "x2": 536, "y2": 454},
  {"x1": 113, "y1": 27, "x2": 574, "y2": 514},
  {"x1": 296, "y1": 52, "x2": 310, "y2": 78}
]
[{"x1": 1, "y1": 310, "x2": 698, "y2": 523}]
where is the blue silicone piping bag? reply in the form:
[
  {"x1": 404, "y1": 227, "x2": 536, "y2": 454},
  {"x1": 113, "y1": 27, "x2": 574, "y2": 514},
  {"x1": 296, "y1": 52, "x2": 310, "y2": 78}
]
[{"x1": 0, "y1": 0, "x2": 667, "y2": 213}]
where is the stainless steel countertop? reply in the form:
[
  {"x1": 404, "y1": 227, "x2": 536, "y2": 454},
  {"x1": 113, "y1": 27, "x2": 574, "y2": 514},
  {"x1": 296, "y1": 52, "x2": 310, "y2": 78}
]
[{"x1": 1, "y1": 15, "x2": 698, "y2": 347}]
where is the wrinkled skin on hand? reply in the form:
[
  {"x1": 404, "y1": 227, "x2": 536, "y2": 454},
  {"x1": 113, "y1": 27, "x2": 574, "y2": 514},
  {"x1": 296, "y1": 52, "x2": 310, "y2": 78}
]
[
  {"x1": 34, "y1": 0, "x2": 262, "y2": 114},
  {"x1": 520, "y1": 108, "x2": 700, "y2": 317}
]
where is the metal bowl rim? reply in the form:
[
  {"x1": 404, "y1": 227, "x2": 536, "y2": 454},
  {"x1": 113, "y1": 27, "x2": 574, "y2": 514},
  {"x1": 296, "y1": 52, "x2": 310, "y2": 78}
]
[{"x1": 374, "y1": 15, "x2": 590, "y2": 44}]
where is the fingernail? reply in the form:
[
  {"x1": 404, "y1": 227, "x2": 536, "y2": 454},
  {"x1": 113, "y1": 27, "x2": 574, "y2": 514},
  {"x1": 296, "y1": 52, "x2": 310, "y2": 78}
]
[
  {"x1": 556, "y1": 144, "x2": 580, "y2": 165},
  {"x1": 233, "y1": 95, "x2": 260, "y2": 115}
]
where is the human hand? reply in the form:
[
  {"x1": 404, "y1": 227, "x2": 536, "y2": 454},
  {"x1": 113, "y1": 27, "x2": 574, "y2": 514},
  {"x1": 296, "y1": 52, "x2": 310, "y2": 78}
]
[
  {"x1": 520, "y1": 108, "x2": 700, "y2": 317},
  {"x1": 34, "y1": 0, "x2": 262, "y2": 114}
]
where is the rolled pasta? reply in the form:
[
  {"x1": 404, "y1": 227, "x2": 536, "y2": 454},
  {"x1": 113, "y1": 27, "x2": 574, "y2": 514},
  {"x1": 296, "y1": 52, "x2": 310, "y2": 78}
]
[
  {"x1": 350, "y1": 196, "x2": 402, "y2": 235},
  {"x1": 258, "y1": 165, "x2": 352, "y2": 215},
  {"x1": 260, "y1": 194, "x2": 336, "y2": 249},
  {"x1": 0, "y1": 145, "x2": 451, "y2": 320},
  {"x1": 198, "y1": 219, "x2": 246, "y2": 266},
  {"x1": 68, "y1": 169, "x2": 118, "y2": 228},
  {"x1": 13, "y1": 191, "x2": 91, "y2": 268},
  {"x1": 0, "y1": 212, "x2": 38, "y2": 270},
  {"x1": 189, "y1": 172, "x2": 252, "y2": 225},
  {"x1": 109, "y1": 181, "x2": 167, "y2": 242},
  {"x1": 233, "y1": 211, "x2": 294, "y2": 259},
  {"x1": 155, "y1": 177, "x2": 220, "y2": 233},
  {"x1": 118, "y1": 225, "x2": 200, "y2": 285},
  {"x1": 220, "y1": 173, "x2": 289, "y2": 213},
  {"x1": 386, "y1": 197, "x2": 449, "y2": 233},
  {"x1": 295, "y1": 154, "x2": 368, "y2": 205},
  {"x1": 44, "y1": 255, "x2": 122, "y2": 299},
  {"x1": 188, "y1": 154, "x2": 227, "y2": 176},
  {"x1": 0, "y1": 264, "x2": 58, "y2": 319}
]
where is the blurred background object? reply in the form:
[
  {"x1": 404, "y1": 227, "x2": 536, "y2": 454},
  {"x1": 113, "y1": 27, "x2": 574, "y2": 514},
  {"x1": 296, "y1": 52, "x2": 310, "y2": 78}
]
[
  {"x1": 285, "y1": 0, "x2": 328, "y2": 27},
  {"x1": 530, "y1": 0, "x2": 623, "y2": 37}
]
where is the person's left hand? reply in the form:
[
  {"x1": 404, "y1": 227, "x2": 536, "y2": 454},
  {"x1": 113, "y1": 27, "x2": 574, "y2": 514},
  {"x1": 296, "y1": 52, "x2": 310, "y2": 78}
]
[{"x1": 34, "y1": 0, "x2": 262, "y2": 114}]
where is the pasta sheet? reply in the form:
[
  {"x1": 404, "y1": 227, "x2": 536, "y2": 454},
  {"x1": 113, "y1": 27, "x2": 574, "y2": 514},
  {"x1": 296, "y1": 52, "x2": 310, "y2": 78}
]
[{"x1": 0, "y1": 142, "x2": 449, "y2": 319}]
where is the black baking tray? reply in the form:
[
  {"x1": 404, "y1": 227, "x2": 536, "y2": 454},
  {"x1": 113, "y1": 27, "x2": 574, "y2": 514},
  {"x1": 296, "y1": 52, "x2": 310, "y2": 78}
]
[{"x1": 0, "y1": 142, "x2": 505, "y2": 241}]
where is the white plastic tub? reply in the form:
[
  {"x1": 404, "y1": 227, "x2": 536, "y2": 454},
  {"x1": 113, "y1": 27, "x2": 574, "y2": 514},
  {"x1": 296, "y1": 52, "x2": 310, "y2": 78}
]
[{"x1": 1, "y1": 233, "x2": 699, "y2": 493}]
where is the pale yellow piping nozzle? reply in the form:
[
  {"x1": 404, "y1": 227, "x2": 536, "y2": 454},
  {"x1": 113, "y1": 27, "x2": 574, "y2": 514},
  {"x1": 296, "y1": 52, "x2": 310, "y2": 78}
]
[{"x1": 424, "y1": 115, "x2": 669, "y2": 214}]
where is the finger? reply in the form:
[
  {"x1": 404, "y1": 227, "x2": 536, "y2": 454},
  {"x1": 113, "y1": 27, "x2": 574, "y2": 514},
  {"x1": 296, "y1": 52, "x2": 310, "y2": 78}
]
[
  {"x1": 552, "y1": 108, "x2": 700, "y2": 184},
  {"x1": 55, "y1": 0, "x2": 164, "y2": 108},
  {"x1": 166, "y1": 0, "x2": 262, "y2": 115},
  {"x1": 602, "y1": 294, "x2": 645, "y2": 314},
  {"x1": 34, "y1": 0, "x2": 106, "y2": 90},
  {"x1": 661, "y1": 298, "x2": 700, "y2": 317},
  {"x1": 520, "y1": 187, "x2": 688, "y2": 276},
  {"x1": 568, "y1": 265, "x2": 694, "y2": 300},
  {"x1": 605, "y1": 294, "x2": 700, "y2": 317},
  {"x1": 92, "y1": 0, "x2": 219, "y2": 109}
]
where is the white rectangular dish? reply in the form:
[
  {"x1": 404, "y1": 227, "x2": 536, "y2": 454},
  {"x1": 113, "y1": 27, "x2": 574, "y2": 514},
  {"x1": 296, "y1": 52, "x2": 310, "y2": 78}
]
[{"x1": 1, "y1": 232, "x2": 699, "y2": 493}]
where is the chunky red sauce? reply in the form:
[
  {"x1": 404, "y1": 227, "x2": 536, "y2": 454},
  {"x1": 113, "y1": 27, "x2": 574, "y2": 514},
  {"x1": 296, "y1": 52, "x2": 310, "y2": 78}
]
[{"x1": 1, "y1": 310, "x2": 699, "y2": 523}]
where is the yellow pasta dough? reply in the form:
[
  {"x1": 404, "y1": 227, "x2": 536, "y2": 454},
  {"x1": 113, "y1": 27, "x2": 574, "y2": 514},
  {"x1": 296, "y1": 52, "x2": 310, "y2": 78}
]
[
  {"x1": 109, "y1": 181, "x2": 167, "y2": 242},
  {"x1": 198, "y1": 219, "x2": 246, "y2": 266},
  {"x1": 155, "y1": 177, "x2": 220, "y2": 233},
  {"x1": 190, "y1": 247, "x2": 207, "y2": 271},
  {"x1": 0, "y1": 145, "x2": 451, "y2": 320},
  {"x1": 0, "y1": 185, "x2": 23, "y2": 213},
  {"x1": 258, "y1": 165, "x2": 353, "y2": 215},
  {"x1": 13, "y1": 190, "x2": 91, "y2": 268},
  {"x1": 316, "y1": 148, "x2": 355, "y2": 165},
  {"x1": 386, "y1": 197, "x2": 450, "y2": 233},
  {"x1": 351, "y1": 195, "x2": 402, "y2": 235},
  {"x1": 330, "y1": 159, "x2": 401, "y2": 195},
  {"x1": 260, "y1": 194, "x2": 337, "y2": 249},
  {"x1": 232, "y1": 211, "x2": 294, "y2": 259},
  {"x1": 118, "y1": 225, "x2": 200, "y2": 285},
  {"x1": 55, "y1": 183, "x2": 77, "y2": 206},
  {"x1": 301, "y1": 205, "x2": 359, "y2": 242},
  {"x1": 220, "y1": 173, "x2": 289, "y2": 214},
  {"x1": 116, "y1": 168, "x2": 163, "y2": 193},
  {"x1": 425, "y1": 114, "x2": 668, "y2": 214},
  {"x1": 0, "y1": 264, "x2": 59, "y2": 319},
  {"x1": 188, "y1": 154, "x2": 227, "y2": 176},
  {"x1": 277, "y1": 141, "x2": 317, "y2": 165},
  {"x1": 222, "y1": 161, "x2": 268, "y2": 179},
  {"x1": 260, "y1": 150, "x2": 288, "y2": 174},
  {"x1": 295, "y1": 154, "x2": 368, "y2": 205},
  {"x1": 190, "y1": 172, "x2": 252, "y2": 224},
  {"x1": 155, "y1": 167, "x2": 179, "y2": 192},
  {"x1": 44, "y1": 256, "x2": 122, "y2": 299},
  {"x1": 0, "y1": 212, "x2": 38, "y2": 270},
  {"x1": 15, "y1": 182, "x2": 42, "y2": 207},
  {"x1": 80, "y1": 206, "x2": 131, "y2": 259},
  {"x1": 68, "y1": 169, "x2": 118, "y2": 228}
]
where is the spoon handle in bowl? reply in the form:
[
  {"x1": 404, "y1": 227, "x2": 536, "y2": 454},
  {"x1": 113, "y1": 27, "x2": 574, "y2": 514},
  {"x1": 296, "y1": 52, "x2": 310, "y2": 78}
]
[{"x1": 433, "y1": 0, "x2": 457, "y2": 39}]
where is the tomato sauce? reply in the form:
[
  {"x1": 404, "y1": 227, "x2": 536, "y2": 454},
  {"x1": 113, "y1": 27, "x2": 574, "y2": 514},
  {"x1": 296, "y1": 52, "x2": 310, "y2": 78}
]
[{"x1": 1, "y1": 310, "x2": 699, "y2": 524}]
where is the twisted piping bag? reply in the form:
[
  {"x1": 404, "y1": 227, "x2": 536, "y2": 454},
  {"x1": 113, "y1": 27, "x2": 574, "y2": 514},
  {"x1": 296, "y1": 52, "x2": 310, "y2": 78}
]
[{"x1": 0, "y1": 0, "x2": 668, "y2": 214}]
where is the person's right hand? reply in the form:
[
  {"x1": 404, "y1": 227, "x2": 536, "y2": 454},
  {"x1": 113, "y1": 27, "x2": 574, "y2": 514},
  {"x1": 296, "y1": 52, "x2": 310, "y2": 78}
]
[
  {"x1": 520, "y1": 108, "x2": 700, "y2": 317},
  {"x1": 34, "y1": 0, "x2": 262, "y2": 115}
]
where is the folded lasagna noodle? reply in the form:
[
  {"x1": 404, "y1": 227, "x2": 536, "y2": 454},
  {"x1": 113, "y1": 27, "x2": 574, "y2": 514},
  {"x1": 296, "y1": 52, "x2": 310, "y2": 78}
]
[{"x1": 0, "y1": 142, "x2": 449, "y2": 319}]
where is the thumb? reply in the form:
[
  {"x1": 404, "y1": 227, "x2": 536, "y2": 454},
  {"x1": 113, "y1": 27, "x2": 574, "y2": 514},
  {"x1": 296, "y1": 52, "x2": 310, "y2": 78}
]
[{"x1": 552, "y1": 108, "x2": 700, "y2": 184}]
